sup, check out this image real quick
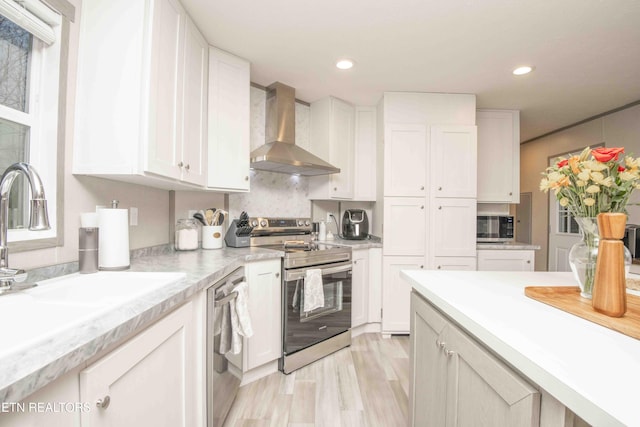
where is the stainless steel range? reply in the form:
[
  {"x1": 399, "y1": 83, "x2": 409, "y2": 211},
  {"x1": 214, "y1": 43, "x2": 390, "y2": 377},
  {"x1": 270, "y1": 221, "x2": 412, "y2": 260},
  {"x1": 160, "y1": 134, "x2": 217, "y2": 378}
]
[{"x1": 244, "y1": 217, "x2": 352, "y2": 374}]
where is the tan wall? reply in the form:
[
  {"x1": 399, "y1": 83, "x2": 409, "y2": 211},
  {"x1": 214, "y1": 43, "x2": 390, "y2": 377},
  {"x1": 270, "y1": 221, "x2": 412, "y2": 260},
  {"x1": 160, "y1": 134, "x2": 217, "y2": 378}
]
[{"x1": 521, "y1": 104, "x2": 640, "y2": 271}]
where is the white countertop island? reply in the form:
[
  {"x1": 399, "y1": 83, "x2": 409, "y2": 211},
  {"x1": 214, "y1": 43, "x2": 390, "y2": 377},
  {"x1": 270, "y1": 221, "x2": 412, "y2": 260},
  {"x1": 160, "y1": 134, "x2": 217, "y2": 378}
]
[{"x1": 401, "y1": 270, "x2": 640, "y2": 427}]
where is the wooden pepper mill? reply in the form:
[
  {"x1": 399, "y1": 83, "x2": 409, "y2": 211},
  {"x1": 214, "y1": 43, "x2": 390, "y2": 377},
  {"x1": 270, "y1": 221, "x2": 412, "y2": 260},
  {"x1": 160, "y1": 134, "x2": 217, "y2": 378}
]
[{"x1": 592, "y1": 212, "x2": 627, "y2": 317}]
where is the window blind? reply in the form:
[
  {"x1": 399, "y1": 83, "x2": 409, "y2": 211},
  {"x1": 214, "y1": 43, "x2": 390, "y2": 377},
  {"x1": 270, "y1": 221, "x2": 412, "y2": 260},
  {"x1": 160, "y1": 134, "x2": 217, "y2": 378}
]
[{"x1": 0, "y1": 0, "x2": 60, "y2": 45}]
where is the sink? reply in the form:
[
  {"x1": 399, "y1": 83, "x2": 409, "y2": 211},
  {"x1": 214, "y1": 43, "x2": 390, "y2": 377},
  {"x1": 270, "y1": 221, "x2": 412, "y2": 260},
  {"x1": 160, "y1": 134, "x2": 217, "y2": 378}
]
[
  {"x1": 30, "y1": 271, "x2": 186, "y2": 305},
  {"x1": 0, "y1": 271, "x2": 186, "y2": 359}
]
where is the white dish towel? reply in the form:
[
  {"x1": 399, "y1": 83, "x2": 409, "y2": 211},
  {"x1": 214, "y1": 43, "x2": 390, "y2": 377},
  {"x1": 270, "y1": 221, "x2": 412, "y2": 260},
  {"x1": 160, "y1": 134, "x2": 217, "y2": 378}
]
[
  {"x1": 218, "y1": 280, "x2": 253, "y2": 355},
  {"x1": 303, "y1": 269, "x2": 325, "y2": 312}
]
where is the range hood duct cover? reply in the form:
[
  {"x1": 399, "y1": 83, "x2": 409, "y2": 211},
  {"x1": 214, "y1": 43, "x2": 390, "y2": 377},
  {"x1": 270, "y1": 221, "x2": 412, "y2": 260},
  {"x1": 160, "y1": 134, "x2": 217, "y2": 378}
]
[{"x1": 250, "y1": 82, "x2": 340, "y2": 176}]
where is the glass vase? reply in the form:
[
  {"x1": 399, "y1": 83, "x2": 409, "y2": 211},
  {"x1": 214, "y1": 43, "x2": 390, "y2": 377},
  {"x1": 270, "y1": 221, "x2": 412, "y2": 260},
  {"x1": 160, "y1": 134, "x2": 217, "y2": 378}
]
[{"x1": 569, "y1": 216, "x2": 631, "y2": 298}]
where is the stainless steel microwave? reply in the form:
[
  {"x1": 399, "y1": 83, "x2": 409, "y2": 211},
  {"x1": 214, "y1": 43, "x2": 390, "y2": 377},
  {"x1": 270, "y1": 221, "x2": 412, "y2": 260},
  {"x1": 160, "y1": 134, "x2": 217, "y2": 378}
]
[{"x1": 477, "y1": 215, "x2": 515, "y2": 242}]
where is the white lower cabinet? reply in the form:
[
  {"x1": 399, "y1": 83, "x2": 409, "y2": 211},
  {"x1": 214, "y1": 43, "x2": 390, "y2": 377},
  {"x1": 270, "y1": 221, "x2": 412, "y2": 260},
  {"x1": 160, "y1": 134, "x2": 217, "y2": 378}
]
[
  {"x1": 367, "y1": 248, "x2": 382, "y2": 324},
  {"x1": 410, "y1": 292, "x2": 540, "y2": 426},
  {"x1": 244, "y1": 259, "x2": 282, "y2": 371},
  {"x1": 80, "y1": 301, "x2": 197, "y2": 427},
  {"x1": 478, "y1": 250, "x2": 535, "y2": 271},
  {"x1": 382, "y1": 256, "x2": 425, "y2": 334},
  {"x1": 351, "y1": 249, "x2": 369, "y2": 328}
]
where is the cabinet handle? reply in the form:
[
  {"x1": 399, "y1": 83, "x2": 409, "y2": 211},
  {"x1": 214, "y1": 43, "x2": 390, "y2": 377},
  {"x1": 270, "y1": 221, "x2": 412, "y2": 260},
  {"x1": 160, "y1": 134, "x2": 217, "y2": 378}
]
[
  {"x1": 334, "y1": 187, "x2": 338, "y2": 191},
  {"x1": 509, "y1": 192, "x2": 513, "y2": 196},
  {"x1": 527, "y1": 260, "x2": 531, "y2": 264},
  {"x1": 437, "y1": 265, "x2": 442, "y2": 269},
  {"x1": 445, "y1": 349, "x2": 456, "y2": 357},
  {"x1": 185, "y1": 164, "x2": 190, "y2": 171},
  {"x1": 420, "y1": 185, "x2": 424, "y2": 190},
  {"x1": 245, "y1": 176, "x2": 249, "y2": 181},
  {"x1": 177, "y1": 161, "x2": 184, "y2": 168},
  {"x1": 436, "y1": 339, "x2": 446, "y2": 349},
  {"x1": 96, "y1": 396, "x2": 111, "y2": 409},
  {"x1": 421, "y1": 205, "x2": 425, "y2": 210},
  {"x1": 354, "y1": 260, "x2": 357, "y2": 265},
  {"x1": 438, "y1": 206, "x2": 442, "y2": 210},
  {"x1": 275, "y1": 272, "x2": 280, "y2": 278},
  {"x1": 420, "y1": 265, "x2": 424, "y2": 269},
  {"x1": 438, "y1": 186, "x2": 442, "y2": 191}
]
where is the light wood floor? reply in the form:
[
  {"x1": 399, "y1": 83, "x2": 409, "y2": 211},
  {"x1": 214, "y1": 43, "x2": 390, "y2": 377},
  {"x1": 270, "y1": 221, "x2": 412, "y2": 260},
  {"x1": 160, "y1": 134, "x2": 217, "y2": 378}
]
[{"x1": 224, "y1": 333, "x2": 410, "y2": 427}]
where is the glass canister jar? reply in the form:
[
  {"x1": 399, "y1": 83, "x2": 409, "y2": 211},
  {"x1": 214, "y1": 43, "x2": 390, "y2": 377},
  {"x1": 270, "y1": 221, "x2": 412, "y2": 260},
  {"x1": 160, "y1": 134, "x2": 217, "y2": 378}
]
[{"x1": 175, "y1": 219, "x2": 199, "y2": 250}]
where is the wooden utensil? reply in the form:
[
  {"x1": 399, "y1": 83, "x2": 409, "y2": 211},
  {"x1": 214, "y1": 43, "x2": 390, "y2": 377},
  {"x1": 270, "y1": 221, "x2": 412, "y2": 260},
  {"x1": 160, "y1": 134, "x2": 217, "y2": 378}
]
[{"x1": 205, "y1": 209, "x2": 215, "y2": 226}]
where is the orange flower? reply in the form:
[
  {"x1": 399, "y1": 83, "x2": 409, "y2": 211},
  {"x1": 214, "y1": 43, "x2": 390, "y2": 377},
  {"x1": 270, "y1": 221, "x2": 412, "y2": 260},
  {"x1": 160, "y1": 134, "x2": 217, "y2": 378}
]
[
  {"x1": 592, "y1": 147, "x2": 624, "y2": 162},
  {"x1": 568, "y1": 156, "x2": 580, "y2": 174}
]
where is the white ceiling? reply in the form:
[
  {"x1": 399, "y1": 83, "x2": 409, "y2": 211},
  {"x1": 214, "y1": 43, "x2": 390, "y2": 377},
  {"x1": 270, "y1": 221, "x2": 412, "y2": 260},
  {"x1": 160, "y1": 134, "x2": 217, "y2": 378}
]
[{"x1": 181, "y1": 0, "x2": 640, "y2": 142}]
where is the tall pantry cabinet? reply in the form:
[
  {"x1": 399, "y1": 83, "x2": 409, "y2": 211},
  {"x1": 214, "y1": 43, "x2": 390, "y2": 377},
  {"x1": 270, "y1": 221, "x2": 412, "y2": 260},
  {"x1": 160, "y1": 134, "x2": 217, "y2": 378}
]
[{"x1": 378, "y1": 93, "x2": 477, "y2": 335}]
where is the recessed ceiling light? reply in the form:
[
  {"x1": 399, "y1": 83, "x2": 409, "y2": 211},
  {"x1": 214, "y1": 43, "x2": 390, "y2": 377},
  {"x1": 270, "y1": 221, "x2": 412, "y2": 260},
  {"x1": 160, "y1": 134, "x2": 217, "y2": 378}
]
[
  {"x1": 513, "y1": 66, "x2": 534, "y2": 76},
  {"x1": 336, "y1": 59, "x2": 354, "y2": 70}
]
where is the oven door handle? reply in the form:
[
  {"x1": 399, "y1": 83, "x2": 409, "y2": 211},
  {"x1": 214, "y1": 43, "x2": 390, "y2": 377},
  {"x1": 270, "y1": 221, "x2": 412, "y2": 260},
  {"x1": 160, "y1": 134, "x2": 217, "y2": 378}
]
[{"x1": 284, "y1": 263, "x2": 352, "y2": 282}]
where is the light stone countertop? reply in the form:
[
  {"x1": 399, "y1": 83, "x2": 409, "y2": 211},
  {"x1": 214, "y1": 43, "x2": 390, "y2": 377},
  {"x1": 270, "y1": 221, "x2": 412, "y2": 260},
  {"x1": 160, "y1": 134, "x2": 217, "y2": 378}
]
[
  {"x1": 317, "y1": 235, "x2": 383, "y2": 250},
  {"x1": 0, "y1": 246, "x2": 283, "y2": 404},
  {"x1": 476, "y1": 241, "x2": 541, "y2": 250},
  {"x1": 401, "y1": 270, "x2": 640, "y2": 427}
]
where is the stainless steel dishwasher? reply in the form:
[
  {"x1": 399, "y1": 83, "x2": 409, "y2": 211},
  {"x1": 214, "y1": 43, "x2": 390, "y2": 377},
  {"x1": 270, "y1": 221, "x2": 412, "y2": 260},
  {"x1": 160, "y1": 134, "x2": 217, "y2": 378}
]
[{"x1": 206, "y1": 267, "x2": 245, "y2": 427}]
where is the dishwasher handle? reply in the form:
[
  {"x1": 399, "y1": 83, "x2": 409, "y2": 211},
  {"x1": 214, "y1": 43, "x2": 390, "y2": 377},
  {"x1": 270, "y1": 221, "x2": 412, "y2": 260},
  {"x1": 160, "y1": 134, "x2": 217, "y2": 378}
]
[{"x1": 214, "y1": 291, "x2": 238, "y2": 307}]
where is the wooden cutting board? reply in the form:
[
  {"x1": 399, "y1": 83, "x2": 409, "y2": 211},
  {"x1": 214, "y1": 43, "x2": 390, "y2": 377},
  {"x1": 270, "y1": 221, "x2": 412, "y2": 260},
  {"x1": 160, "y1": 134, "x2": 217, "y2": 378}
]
[{"x1": 524, "y1": 286, "x2": 640, "y2": 340}]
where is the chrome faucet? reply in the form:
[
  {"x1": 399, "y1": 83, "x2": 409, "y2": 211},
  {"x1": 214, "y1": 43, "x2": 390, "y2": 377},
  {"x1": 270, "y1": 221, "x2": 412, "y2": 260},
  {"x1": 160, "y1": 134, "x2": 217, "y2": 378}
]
[{"x1": 0, "y1": 163, "x2": 51, "y2": 292}]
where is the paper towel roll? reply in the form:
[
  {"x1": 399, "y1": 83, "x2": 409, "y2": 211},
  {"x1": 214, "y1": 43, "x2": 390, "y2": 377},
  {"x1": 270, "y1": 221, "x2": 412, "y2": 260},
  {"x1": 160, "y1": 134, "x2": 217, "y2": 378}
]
[{"x1": 98, "y1": 208, "x2": 130, "y2": 270}]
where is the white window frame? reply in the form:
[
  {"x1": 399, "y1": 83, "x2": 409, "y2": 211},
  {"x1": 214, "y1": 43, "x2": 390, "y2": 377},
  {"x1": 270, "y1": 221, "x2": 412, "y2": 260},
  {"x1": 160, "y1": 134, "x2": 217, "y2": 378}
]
[
  {"x1": 556, "y1": 203, "x2": 579, "y2": 235},
  {"x1": 0, "y1": 11, "x2": 61, "y2": 243}
]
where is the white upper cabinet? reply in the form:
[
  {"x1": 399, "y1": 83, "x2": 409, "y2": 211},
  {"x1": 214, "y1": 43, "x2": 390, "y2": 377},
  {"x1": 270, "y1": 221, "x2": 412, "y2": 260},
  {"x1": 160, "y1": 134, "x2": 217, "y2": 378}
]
[
  {"x1": 180, "y1": 16, "x2": 208, "y2": 186},
  {"x1": 309, "y1": 97, "x2": 355, "y2": 199},
  {"x1": 477, "y1": 110, "x2": 520, "y2": 203},
  {"x1": 207, "y1": 47, "x2": 251, "y2": 192},
  {"x1": 383, "y1": 197, "x2": 427, "y2": 256},
  {"x1": 430, "y1": 198, "x2": 477, "y2": 257},
  {"x1": 353, "y1": 107, "x2": 377, "y2": 201},
  {"x1": 73, "y1": 0, "x2": 209, "y2": 189},
  {"x1": 384, "y1": 124, "x2": 427, "y2": 197},
  {"x1": 430, "y1": 125, "x2": 477, "y2": 198}
]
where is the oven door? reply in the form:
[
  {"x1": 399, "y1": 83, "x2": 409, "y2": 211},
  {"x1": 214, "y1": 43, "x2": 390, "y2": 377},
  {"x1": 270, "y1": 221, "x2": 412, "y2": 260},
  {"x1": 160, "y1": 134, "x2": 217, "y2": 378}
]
[{"x1": 283, "y1": 262, "x2": 352, "y2": 355}]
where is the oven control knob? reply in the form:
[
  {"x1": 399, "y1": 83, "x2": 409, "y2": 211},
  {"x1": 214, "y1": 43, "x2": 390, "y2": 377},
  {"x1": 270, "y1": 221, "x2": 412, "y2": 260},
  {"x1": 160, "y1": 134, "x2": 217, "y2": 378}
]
[
  {"x1": 298, "y1": 220, "x2": 304, "y2": 226},
  {"x1": 260, "y1": 220, "x2": 267, "y2": 227},
  {"x1": 251, "y1": 219, "x2": 258, "y2": 227},
  {"x1": 305, "y1": 220, "x2": 310, "y2": 226}
]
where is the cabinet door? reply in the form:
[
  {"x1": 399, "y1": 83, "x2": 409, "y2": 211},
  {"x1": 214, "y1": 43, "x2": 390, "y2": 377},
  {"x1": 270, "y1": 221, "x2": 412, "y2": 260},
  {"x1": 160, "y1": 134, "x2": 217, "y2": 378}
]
[
  {"x1": 477, "y1": 250, "x2": 534, "y2": 271},
  {"x1": 431, "y1": 125, "x2": 477, "y2": 198},
  {"x1": 180, "y1": 16, "x2": 208, "y2": 186},
  {"x1": 353, "y1": 107, "x2": 377, "y2": 201},
  {"x1": 442, "y1": 320, "x2": 540, "y2": 426},
  {"x1": 329, "y1": 98, "x2": 355, "y2": 199},
  {"x1": 351, "y1": 249, "x2": 369, "y2": 328},
  {"x1": 431, "y1": 198, "x2": 476, "y2": 257},
  {"x1": 368, "y1": 248, "x2": 382, "y2": 323},
  {"x1": 382, "y1": 256, "x2": 425, "y2": 334},
  {"x1": 207, "y1": 47, "x2": 250, "y2": 191},
  {"x1": 80, "y1": 302, "x2": 196, "y2": 427},
  {"x1": 383, "y1": 197, "x2": 427, "y2": 256},
  {"x1": 146, "y1": 0, "x2": 184, "y2": 180},
  {"x1": 384, "y1": 123, "x2": 427, "y2": 197},
  {"x1": 245, "y1": 260, "x2": 281, "y2": 370},
  {"x1": 410, "y1": 292, "x2": 448, "y2": 427},
  {"x1": 477, "y1": 110, "x2": 520, "y2": 203},
  {"x1": 433, "y1": 257, "x2": 477, "y2": 271}
]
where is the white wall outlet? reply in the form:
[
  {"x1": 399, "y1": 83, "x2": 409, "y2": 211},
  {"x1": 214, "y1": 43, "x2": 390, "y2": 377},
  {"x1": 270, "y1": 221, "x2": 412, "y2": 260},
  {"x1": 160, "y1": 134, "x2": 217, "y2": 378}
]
[{"x1": 129, "y1": 207, "x2": 138, "y2": 226}]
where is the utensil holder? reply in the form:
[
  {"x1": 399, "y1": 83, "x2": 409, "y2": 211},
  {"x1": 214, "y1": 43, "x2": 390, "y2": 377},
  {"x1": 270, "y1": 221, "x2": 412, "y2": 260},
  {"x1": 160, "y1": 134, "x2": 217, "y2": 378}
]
[{"x1": 202, "y1": 225, "x2": 223, "y2": 249}]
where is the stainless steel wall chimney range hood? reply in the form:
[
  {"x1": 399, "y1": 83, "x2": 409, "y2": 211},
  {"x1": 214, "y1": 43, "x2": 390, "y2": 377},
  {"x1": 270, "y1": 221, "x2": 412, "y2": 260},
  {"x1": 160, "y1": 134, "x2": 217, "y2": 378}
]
[{"x1": 249, "y1": 82, "x2": 340, "y2": 176}]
